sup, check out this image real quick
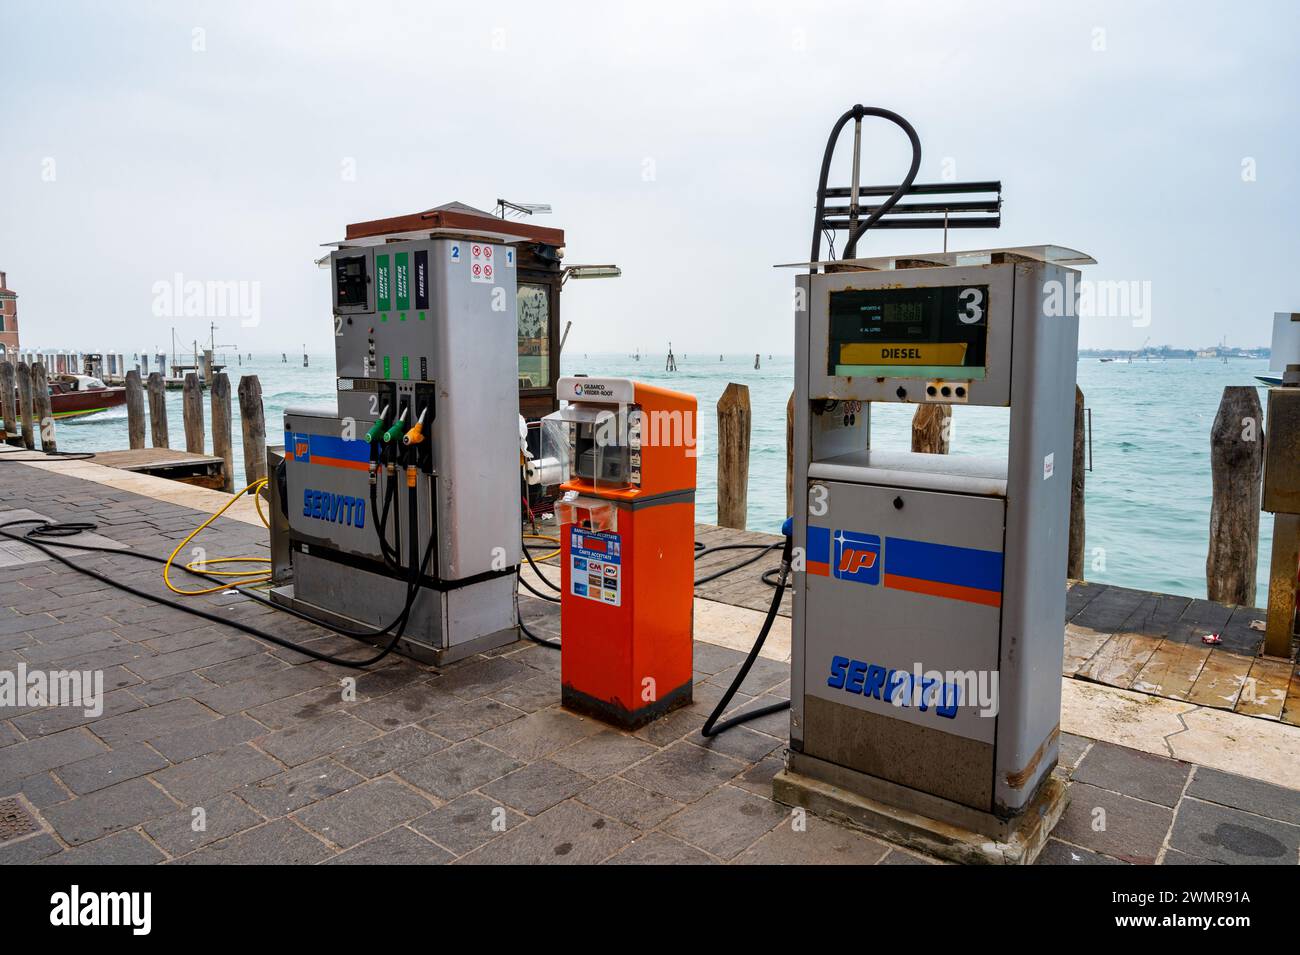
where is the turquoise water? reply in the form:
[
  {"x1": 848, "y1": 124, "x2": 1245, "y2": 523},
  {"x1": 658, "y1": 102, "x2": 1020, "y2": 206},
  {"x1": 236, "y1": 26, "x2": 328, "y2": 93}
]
[{"x1": 47, "y1": 352, "x2": 1276, "y2": 607}]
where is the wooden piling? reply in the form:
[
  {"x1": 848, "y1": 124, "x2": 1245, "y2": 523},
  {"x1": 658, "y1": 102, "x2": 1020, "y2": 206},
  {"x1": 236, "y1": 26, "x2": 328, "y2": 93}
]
[
  {"x1": 716, "y1": 382, "x2": 751, "y2": 529},
  {"x1": 1068, "y1": 386, "x2": 1086, "y2": 579},
  {"x1": 210, "y1": 373, "x2": 235, "y2": 493},
  {"x1": 0, "y1": 361, "x2": 17, "y2": 445},
  {"x1": 910, "y1": 404, "x2": 951, "y2": 454},
  {"x1": 30, "y1": 363, "x2": 56, "y2": 453},
  {"x1": 147, "y1": 371, "x2": 169, "y2": 448},
  {"x1": 238, "y1": 374, "x2": 267, "y2": 487},
  {"x1": 786, "y1": 390, "x2": 795, "y2": 518},
  {"x1": 15, "y1": 361, "x2": 35, "y2": 450},
  {"x1": 182, "y1": 373, "x2": 205, "y2": 453},
  {"x1": 203, "y1": 349, "x2": 215, "y2": 388},
  {"x1": 1206, "y1": 386, "x2": 1264, "y2": 605},
  {"x1": 125, "y1": 370, "x2": 146, "y2": 450}
]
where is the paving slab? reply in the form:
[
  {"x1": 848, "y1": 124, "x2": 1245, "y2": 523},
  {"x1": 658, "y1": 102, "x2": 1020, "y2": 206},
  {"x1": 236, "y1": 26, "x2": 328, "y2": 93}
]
[
  {"x1": 149, "y1": 743, "x2": 282, "y2": 804},
  {"x1": 325, "y1": 826, "x2": 454, "y2": 865},
  {"x1": 55, "y1": 741, "x2": 170, "y2": 795},
  {"x1": 1185, "y1": 766, "x2": 1300, "y2": 826},
  {"x1": 255, "y1": 713, "x2": 380, "y2": 767},
  {"x1": 420, "y1": 698, "x2": 526, "y2": 743},
  {"x1": 456, "y1": 799, "x2": 635, "y2": 865},
  {"x1": 736, "y1": 814, "x2": 891, "y2": 865},
  {"x1": 0, "y1": 727, "x2": 107, "y2": 786},
  {"x1": 1167, "y1": 797, "x2": 1300, "y2": 865},
  {"x1": 660, "y1": 784, "x2": 786, "y2": 859},
  {"x1": 604, "y1": 830, "x2": 717, "y2": 865},
  {"x1": 409, "y1": 792, "x2": 526, "y2": 857},
  {"x1": 40, "y1": 829, "x2": 167, "y2": 865},
  {"x1": 293, "y1": 776, "x2": 435, "y2": 849},
  {"x1": 176, "y1": 818, "x2": 334, "y2": 865},
  {"x1": 1051, "y1": 782, "x2": 1174, "y2": 865},
  {"x1": 479, "y1": 759, "x2": 593, "y2": 816},
  {"x1": 1035, "y1": 839, "x2": 1127, "y2": 865},
  {"x1": 548, "y1": 730, "x2": 658, "y2": 780},
  {"x1": 1071, "y1": 740, "x2": 1191, "y2": 807},
  {"x1": 396, "y1": 739, "x2": 523, "y2": 802},
  {"x1": 143, "y1": 792, "x2": 265, "y2": 856},
  {"x1": 333, "y1": 725, "x2": 448, "y2": 778},
  {"x1": 623, "y1": 740, "x2": 747, "y2": 804},
  {"x1": 41, "y1": 776, "x2": 178, "y2": 845},
  {"x1": 575, "y1": 777, "x2": 684, "y2": 830},
  {"x1": 236, "y1": 758, "x2": 364, "y2": 817}
]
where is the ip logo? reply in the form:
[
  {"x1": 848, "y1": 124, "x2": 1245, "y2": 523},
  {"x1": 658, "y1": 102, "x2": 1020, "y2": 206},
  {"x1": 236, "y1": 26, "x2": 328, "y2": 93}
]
[{"x1": 833, "y1": 530, "x2": 880, "y2": 584}]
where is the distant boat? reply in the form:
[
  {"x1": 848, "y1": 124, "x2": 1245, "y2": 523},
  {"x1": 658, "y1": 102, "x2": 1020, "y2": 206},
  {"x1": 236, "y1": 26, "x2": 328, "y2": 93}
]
[
  {"x1": 44, "y1": 374, "x2": 126, "y2": 419},
  {"x1": 1099, "y1": 357, "x2": 1114, "y2": 363}
]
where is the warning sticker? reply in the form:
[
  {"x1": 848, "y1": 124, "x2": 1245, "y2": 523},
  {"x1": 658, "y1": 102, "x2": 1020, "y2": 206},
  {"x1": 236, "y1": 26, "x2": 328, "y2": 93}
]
[
  {"x1": 570, "y1": 527, "x2": 621, "y2": 607},
  {"x1": 470, "y1": 243, "x2": 495, "y2": 284}
]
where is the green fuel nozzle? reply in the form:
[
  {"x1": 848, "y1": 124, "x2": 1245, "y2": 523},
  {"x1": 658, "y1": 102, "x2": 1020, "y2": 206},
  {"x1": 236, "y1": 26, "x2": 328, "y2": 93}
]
[
  {"x1": 364, "y1": 405, "x2": 391, "y2": 444},
  {"x1": 381, "y1": 407, "x2": 408, "y2": 444}
]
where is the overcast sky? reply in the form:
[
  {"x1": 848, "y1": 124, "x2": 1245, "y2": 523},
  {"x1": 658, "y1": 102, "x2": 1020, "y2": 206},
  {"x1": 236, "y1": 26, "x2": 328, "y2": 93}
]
[{"x1": 1, "y1": 0, "x2": 1296, "y2": 355}]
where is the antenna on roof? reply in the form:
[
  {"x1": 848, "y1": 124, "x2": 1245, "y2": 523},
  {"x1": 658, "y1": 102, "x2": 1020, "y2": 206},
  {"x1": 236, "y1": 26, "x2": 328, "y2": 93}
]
[{"x1": 495, "y1": 199, "x2": 553, "y2": 219}]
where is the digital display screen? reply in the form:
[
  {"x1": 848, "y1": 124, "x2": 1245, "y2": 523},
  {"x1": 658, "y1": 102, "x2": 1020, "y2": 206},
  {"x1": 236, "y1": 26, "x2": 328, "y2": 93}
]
[
  {"x1": 335, "y1": 255, "x2": 368, "y2": 308},
  {"x1": 827, "y1": 285, "x2": 989, "y2": 378}
]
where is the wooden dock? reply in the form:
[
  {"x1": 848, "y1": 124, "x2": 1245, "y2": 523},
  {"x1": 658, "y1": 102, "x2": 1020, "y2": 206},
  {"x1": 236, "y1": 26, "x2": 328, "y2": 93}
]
[{"x1": 87, "y1": 448, "x2": 226, "y2": 489}]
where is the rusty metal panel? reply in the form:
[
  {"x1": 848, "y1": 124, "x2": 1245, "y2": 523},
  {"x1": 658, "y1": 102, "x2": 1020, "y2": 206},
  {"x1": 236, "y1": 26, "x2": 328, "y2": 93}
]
[{"x1": 1263, "y1": 387, "x2": 1300, "y2": 514}]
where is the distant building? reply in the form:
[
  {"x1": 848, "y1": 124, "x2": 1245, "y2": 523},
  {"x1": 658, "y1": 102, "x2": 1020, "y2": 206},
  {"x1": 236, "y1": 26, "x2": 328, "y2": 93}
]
[{"x1": 0, "y1": 272, "x2": 17, "y2": 358}]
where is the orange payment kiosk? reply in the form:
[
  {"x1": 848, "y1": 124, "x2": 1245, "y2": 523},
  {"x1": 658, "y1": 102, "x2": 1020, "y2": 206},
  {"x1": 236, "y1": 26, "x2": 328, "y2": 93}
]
[{"x1": 534, "y1": 376, "x2": 697, "y2": 728}]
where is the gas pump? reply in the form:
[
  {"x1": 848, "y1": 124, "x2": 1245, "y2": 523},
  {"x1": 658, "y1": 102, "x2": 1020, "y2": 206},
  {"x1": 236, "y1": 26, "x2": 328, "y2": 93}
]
[
  {"x1": 777, "y1": 243, "x2": 1093, "y2": 862},
  {"x1": 773, "y1": 105, "x2": 1094, "y2": 864},
  {"x1": 271, "y1": 206, "x2": 542, "y2": 665},
  {"x1": 530, "y1": 376, "x2": 697, "y2": 728}
]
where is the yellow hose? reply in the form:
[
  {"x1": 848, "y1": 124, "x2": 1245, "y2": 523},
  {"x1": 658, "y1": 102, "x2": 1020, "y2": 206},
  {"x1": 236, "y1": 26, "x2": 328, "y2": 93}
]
[
  {"x1": 164, "y1": 479, "x2": 272, "y2": 596},
  {"x1": 523, "y1": 533, "x2": 561, "y2": 561}
]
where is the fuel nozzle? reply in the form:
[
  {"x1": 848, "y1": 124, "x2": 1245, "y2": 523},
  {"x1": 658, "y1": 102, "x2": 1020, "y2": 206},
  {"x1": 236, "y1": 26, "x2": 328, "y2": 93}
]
[
  {"x1": 401, "y1": 407, "x2": 428, "y2": 447},
  {"x1": 364, "y1": 405, "x2": 391, "y2": 445},
  {"x1": 381, "y1": 407, "x2": 408, "y2": 444}
]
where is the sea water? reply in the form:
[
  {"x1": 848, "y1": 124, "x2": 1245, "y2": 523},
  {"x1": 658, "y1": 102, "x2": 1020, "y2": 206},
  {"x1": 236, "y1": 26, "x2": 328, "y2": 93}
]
[{"x1": 48, "y1": 353, "x2": 1277, "y2": 607}]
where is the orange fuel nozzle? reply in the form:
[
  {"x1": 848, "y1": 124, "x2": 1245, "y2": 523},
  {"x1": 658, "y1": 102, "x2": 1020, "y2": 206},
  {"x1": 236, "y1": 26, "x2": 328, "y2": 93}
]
[{"x1": 402, "y1": 408, "x2": 427, "y2": 447}]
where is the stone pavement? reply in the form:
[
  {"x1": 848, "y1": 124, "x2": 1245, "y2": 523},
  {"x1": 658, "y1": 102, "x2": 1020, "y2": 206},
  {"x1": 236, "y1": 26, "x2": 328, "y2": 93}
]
[{"x1": 0, "y1": 463, "x2": 1297, "y2": 864}]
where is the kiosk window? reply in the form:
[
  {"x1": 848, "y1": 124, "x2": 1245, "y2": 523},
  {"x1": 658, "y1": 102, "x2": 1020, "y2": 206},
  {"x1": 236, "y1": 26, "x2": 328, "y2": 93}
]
[
  {"x1": 517, "y1": 283, "x2": 551, "y2": 389},
  {"x1": 828, "y1": 285, "x2": 989, "y2": 379}
]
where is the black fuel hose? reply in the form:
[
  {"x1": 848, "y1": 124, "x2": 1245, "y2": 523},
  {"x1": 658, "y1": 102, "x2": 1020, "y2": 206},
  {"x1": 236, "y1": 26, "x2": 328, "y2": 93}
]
[
  {"x1": 0, "y1": 479, "x2": 438, "y2": 668},
  {"x1": 700, "y1": 527, "x2": 793, "y2": 737},
  {"x1": 809, "y1": 104, "x2": 922, "y2": 264},
  {"x1": 0, "y1": 449, "x2": 97, "y2": 462}
]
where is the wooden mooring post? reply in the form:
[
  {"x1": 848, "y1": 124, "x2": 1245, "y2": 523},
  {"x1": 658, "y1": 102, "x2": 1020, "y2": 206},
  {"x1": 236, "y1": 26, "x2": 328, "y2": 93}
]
[
  {"x1": 31, "y1": 363, "x2": 56, "y2": 453},
  {"x1": 0, "y1": 361, "x2": 18, "y2": 445},
  {"x1": 910, "y1": 404, "x2": 950, "y2": 454},
  {"x1": 183, "y1": 373, "x2": 205, "y2": 453},
  {"x1": 210, "y1": 373, "x2": 235, "y2": 493},
  {"x1": 785, "y1": 390, "x2": 795, "y2": 518},
  {"x1": 15, "y1": 361, "x2": 35, "y2": 450},
  {"x1": 125, "y1": 370, "x2": 146, "y2": 449},
  {"x1": 1206, "y1": 385, "x2": 1264, "y2": 605},
  {"x1": 716, "y1": 382, "x2": 750, "y2": 529},
  {"x1": 1069, "y1": 386, "x2": 1086, "y2": 579},
  {"x1": 147, "y1": 371, "x2": 169, "y2": 448},
  {"x1": 238, "y1": 374, "x2": 267, "y2": 487}
]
